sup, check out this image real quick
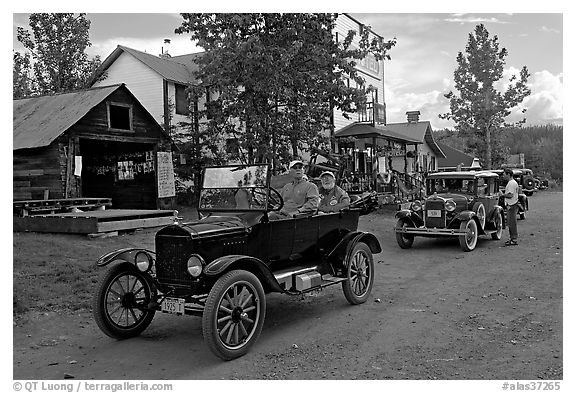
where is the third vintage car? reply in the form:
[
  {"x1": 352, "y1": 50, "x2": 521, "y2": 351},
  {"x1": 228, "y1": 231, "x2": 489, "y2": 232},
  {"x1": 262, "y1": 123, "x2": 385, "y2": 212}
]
[
  {"x1": 93, "y1": 164, "x2": 381, "y2": 360},
  {"x1": 394, "y1": 171, "x2": 504, "y2": 252}
]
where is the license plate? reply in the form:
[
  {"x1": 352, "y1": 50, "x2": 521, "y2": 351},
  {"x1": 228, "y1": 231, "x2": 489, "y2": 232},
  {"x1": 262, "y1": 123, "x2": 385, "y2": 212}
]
[
  {"x1": 161, "y1": 297, "x2": 185, "y2": 314},
  {"x1": 427, "y1": 209, "x2": 441, "y2": 217}
]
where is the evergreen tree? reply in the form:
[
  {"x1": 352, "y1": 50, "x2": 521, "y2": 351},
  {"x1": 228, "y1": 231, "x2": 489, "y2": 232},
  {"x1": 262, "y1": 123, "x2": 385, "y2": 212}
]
[{"x1": 440, "y1": 24, "x2": 530, "y2": 169}]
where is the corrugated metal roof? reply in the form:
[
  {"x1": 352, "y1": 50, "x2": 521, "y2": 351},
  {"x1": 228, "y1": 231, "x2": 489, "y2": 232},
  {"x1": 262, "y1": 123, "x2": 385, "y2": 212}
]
[
  {"x1": 386, "y1": 121, "x2": 445, "y2": 158},
  {"x1": 13, "y1": 85, "x2": 124, "y2": 150},
  {"x1": 94, "y1": 45, "x2": 203, "y2": 85},
  {"x1": 334, "y1": 123, "x2": 421, "y2": 143}
]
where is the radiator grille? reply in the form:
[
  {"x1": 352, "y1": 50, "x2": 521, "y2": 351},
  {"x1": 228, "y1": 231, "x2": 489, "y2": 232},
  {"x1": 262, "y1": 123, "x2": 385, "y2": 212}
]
[
  {"x1": 424, "y1": 200, "x2": 446, "y2": 228},
  {"x1": 155, "y1": 236, "x2": 193, "y2": 285}
]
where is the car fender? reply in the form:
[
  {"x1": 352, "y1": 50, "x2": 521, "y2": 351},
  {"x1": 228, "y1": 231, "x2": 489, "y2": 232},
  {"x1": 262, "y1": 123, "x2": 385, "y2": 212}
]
[
  {"x1": 455, "y1": 211, "x2": 486, "y2": 234},
  {"x1": 487, "y1": 205, "x2": 504, "y2": 221},
  {"x1": 96, "y1": 248, "x2": 155, "y2": 267},
  {"x1": 204, "y1": 255, "x2": 283, "y2": 293},
  {"x1": 395, "y1": 210, "x2": 423, "y2": 227},
  {"x1": 328, "y1": 231, "x2": 382, "y2": 266}
]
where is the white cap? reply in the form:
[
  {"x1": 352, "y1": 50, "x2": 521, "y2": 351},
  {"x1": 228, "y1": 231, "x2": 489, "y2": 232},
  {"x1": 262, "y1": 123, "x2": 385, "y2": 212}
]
[
  {"x1": 289, "y1": 160, "x2": 304, "y2": 169},
  {"x1": 320, "y1": 171, "x2": 335, "y2": 179}
]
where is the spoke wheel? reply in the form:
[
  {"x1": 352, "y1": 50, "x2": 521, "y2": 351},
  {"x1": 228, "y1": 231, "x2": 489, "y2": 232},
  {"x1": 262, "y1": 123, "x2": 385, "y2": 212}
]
[
  {"x1": 93, "y1": 263, "x2": 156, "y2": 339},
  {"x1": 342, "y1": 242, "x2": 374, "y2": 305},
  {"x1": 202, "y1": 270, "x2": 266, "y2": 360},
  {"x1": 395, "y1": 219, "x2": 414, "y2": 249},
  {"x1": 491, "y1": 212, "x2": 503, "y2": 240},
  {"x1": 459, "y1": 219, "x2": 478, "y2": 252}
]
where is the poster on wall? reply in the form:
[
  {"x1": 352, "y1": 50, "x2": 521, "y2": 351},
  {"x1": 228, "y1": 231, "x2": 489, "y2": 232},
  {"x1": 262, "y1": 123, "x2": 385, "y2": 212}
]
[{"x1": 157, "y1": 151, "x2": 176, "y2": 198}]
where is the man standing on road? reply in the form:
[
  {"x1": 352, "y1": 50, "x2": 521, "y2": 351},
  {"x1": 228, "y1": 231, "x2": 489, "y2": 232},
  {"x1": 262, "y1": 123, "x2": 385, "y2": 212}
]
[
  {"x1": 269, "y1": 160, "x2": 319, "y2": 219},
  {"x1": 318, "y1": 171, "x2": 350, "y2": 213},
  {"x1": 503, "y1": 168, "x2": 519, "y2": 246}
]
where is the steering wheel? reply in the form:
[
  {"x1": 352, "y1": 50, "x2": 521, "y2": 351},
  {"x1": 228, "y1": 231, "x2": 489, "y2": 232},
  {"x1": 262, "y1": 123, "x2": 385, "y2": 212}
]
[{"x1": 252, "y1": 187, "x2": 284, "y2": 211}]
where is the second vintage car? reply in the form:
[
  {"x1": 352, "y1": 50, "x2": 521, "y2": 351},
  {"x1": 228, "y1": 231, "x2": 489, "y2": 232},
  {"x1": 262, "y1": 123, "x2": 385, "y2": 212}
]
[
  {"x1": 395, "y1": 171, "x2": 504, "y2": 252},
  {"x1": 93, "y1": 164, "x2": 381, "y2": 360}
]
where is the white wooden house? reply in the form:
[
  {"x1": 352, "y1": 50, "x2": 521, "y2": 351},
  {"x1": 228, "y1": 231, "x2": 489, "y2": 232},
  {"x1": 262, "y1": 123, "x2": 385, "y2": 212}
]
[{"x1": 91, "y1": 44, "x2": 207, "y2": 135}]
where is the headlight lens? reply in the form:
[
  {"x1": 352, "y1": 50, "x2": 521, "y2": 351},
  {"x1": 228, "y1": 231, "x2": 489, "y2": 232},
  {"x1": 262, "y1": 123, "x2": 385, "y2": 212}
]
[
  {"x1": 135, "y1": 251, "x2": 152, "y2": 272},
  {"x1": 411, "y1": 200, "x2": 422, "y2": 211},
  {"x1": 445, "y1": 199, "x2": 456, "y2": 212},
  {"x1": 187, "y1": 254, "x2": 204, "y2": 277}
]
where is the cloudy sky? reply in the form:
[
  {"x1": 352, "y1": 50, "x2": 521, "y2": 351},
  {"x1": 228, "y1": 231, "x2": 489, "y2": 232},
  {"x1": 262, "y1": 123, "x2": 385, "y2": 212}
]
[{"x1": 12, "y1": 10, "x2": 563, "y2": 130}]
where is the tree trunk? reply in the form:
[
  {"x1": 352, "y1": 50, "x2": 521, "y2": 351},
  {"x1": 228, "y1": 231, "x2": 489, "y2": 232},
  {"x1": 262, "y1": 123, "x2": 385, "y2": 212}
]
[{"x1": 485, "y1": 124, "x2": 492, "y2": 170}]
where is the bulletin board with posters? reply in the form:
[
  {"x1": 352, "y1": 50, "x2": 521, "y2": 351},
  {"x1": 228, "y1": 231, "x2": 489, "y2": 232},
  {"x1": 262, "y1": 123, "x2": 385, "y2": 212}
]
[{"x1": 156, "y1": 151, "x2": 176, "y2": 198}]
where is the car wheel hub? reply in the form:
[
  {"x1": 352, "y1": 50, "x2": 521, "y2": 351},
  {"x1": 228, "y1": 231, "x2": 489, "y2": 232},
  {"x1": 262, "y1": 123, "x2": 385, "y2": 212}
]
[
  {"x1": 121, "y1": 292, "x2": 136, "y2": 308},
  {"x1": 231, "y1": 306, "x2": 244, "y2": 323}
]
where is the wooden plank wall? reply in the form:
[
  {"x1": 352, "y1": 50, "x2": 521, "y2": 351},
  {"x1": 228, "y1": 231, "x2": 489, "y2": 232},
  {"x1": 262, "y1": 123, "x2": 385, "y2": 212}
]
[{"x1": 13, "y1": 145, "x2": 65, "y2": 200}]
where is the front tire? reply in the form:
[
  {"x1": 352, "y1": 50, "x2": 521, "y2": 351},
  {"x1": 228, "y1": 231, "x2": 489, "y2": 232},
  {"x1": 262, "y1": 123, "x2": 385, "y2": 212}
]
[
  {"x1": 459, "y1": 219, "x2": 478, "y2": 251},
  {"x1": 395, "y1": 219, "x2": 415, "y2": 249},
  {"x1": 93, "y1": 263, "x2": 156, "y2": 339},
  {"x1": 202, "y1": 270, "x2": 266, "y2": 360},
  {"x1": 491, "y1": 212, "x2": 503, "y2": 240},
  {"x1": 342, "y1": 243, "x2": 374, "y2": 305}
]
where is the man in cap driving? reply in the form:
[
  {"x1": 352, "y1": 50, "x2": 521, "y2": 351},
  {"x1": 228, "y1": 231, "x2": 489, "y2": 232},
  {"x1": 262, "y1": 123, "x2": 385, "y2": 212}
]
[
  {"x1": 318, "y1": 171, "x2": 350, "y2": 213},
  {"x1": 269, "y1": 160, "x2": 319, "y2": 219}
]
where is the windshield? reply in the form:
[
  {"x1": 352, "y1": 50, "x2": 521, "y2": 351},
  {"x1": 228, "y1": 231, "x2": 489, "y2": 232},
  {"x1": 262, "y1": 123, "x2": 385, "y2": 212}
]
[
  {"x1": 427, "y1": 178, "x2": 475, "y2": 195},
  {"x1": 199, "y1": 165, "x2": 269, "y2": 211}
]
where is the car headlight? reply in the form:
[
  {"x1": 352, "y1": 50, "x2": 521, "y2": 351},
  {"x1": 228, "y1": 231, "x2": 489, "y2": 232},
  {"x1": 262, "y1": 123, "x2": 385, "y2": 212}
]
[
  {"x1": 445, "y1": 199, "x2": 456, "y2": 212},
  {"x1": 135, "y1": 251, "x2": 153, "y2": 272},
  {"x1": 187, "y1": 254, "x2": 204, "y2": 277},
  {"x1": 411, "y1": 200, "x2": 422, "y2": 211}
]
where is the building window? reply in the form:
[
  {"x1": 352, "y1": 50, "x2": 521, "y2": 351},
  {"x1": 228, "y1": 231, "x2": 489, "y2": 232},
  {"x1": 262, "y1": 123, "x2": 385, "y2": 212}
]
[
  {"x1": 175, "y1": 84, "x2": 189, "y2": 115},
  {"x1": 107, "y1": 102, "x2": 132, "y2": 131}
]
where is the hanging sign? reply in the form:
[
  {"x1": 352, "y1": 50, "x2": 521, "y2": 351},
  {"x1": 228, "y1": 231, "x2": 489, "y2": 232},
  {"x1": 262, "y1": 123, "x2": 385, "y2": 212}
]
[{"x1": 157, "y1": 152, "x2": 176, "y2": 198}]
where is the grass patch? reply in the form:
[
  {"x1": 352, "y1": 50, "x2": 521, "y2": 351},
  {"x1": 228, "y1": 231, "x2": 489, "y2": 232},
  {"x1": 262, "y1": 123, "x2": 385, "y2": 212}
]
[{"x1": 13, "y1": 230, "x2": 155, "y2": 317}]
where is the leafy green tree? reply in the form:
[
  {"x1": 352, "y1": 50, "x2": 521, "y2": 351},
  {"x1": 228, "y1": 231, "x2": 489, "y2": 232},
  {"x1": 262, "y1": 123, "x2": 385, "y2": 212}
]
[
  {"x1": 16, "y1": 13, "x2": 101, "y2": 96},
  {"x1": 175, "y1": 13, "x2": 394, "y2": 169},
  {"x1": 13, "y1": 51, "x2": 33, "y2": 98},
  {"x1": 440, "y1": 24, "x2": 530, "y2": 169}
]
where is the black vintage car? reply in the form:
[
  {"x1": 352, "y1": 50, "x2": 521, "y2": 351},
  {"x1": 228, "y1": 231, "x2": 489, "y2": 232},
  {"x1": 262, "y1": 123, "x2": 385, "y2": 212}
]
[
  {"x1": 93, "y1": 164, "x2": 381, "y2": 360},
  {"x1": 395, "y1": 171, "x2": 504, "y2": 252}
]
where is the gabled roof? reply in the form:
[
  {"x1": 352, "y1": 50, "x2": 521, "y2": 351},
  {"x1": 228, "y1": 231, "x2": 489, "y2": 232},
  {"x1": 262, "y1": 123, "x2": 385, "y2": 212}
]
[
  {"x1": 92, "y1": 45, "x2": 204, "y2": 85},
  {"x1": 334, "y1": 123, "x2": 421, "y2": 144},
  {"x1": 437, "y1": 142, "x2": 479, "y2": 168},
  {"x1": 385, "y1": 121, "x2": 446, "y2": 158},
  {"x1": 13, "y1": 84, "x2": 167, "y2": 150}
]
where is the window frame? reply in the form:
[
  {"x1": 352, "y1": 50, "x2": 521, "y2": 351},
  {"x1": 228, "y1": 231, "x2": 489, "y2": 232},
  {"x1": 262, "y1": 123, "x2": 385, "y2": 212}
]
[
  {"x1": 175, "y1": 83, "x2": 189, "y2": 116},
  {"x1": 107, "y1": 101, "x2": 133, "y2": 131}
]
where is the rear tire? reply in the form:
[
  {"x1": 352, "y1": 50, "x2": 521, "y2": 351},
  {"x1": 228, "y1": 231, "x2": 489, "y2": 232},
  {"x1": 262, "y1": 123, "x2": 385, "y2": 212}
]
[
  {"x1": 395, "y1": 219, "x2": 415, "y2": 249},
  {"x1": 342, "y1": 243, "x2": 374, "y2": 305},
  {"x1": 472, "y1": 202, "x2": 486, "y2": 230},
  {"x1": 459, "y1": 219, "x2": 478, "y2": 251},
  {"x1": 491, "y1": 212, "x2": 503, "y2": 240}
]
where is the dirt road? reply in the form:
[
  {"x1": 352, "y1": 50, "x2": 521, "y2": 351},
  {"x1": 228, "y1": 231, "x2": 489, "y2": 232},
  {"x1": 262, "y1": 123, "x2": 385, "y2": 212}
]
[{"x1": 13, "y1": 191, "x2": 562, "y2": 380}]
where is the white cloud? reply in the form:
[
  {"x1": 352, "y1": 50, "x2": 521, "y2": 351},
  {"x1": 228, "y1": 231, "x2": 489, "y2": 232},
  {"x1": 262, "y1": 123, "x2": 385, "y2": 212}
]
[
  {"x1": 509, "y1": 70, "x2": 563, "y2": 125},
  {"x1": 444, "y1": 16, "x2": 509, "y2": 24},
  {"x1": 87, "y1": 35, "x2": 202, "y2": 59},
  {"x1": 540, "y1": 26, "x2": 561, "y2": 34}
]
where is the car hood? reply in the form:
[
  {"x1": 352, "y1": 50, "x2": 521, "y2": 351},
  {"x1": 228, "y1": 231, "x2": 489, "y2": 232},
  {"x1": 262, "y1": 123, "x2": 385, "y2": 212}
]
[
  {"x1": 157, "y1": 215, "x2": 249, "y2": 239},
  {"x1": 425, "y1": 193, "x2": 471, "y2": 209}
]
